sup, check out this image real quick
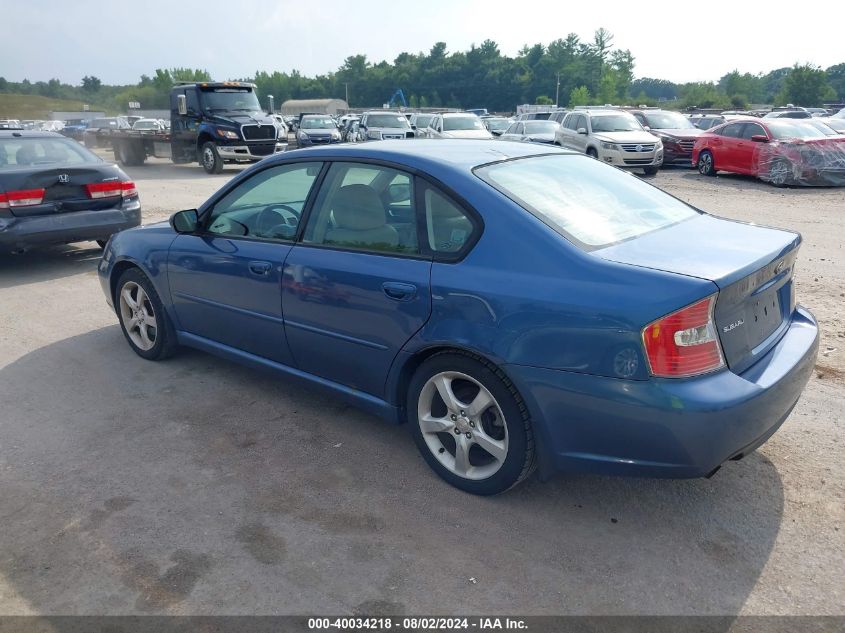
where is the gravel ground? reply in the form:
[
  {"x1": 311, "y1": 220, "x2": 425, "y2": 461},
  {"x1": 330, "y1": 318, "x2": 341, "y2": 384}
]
[{"x1": 0, "y1": 156, "x2": 842, "y2": 616}]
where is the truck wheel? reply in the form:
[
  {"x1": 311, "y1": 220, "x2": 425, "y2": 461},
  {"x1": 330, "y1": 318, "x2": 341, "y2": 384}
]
[
  {"x1": 200, "y1": 142, "x2": 223, "y2": 174},
  {"x1": 115, "y1": 141, "x2": 141, "y2": 166}
]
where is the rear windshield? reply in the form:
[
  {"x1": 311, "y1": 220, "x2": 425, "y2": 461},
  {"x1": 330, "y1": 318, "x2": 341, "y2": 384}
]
[
  {"x1": 366, "y1": 114, "x2": 410, "y2": 129},
  {"x1": 443, "y1": 116, "x2": 484, "y2": 131},
  {"x1": 475, "y1": 154, "x2": 698, "y2": 250},
  {"x1": 0, "y1": 137, "x2": 100, "y2": 169}
]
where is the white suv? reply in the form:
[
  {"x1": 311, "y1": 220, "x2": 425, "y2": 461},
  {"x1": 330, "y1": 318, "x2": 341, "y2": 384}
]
[{"x1": 556, "y1": 109, "x2": 663, "y2": 174}]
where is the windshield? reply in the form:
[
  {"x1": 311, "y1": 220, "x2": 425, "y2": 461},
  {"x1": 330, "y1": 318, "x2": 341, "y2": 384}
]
[
  {"x1": 201, "y1": 88, "x2": 261, "y2": 112},
  {"x1": 644, "y1": 112, "x2": 693, "y2": 129},
  {"x1": 0, "y1": 137, "x2": 100, "y2": 169},
  {"x1": 366, "y1": 114, "x2": 410, "y2": 129},
  {"x1": 768, "y1": 120, "x2": 832, "y2": 140},
  {"x1": 443, "y1": 116, "x2": 484, "y2": 131},
  {"x1": 806, "y1": 120, "x2": 839, "y2": 136},
  {"x1": 475, "y1": 154, "x2": 698, "y2": 250},
  {"x1": 414, "y1": 115, "x2": 434, "y2": 128},
  {"x1": 591, "y1": 114, "x2": 643, "y2": 133},
  {"x1": 524, "y1": 121, "x2": 558, "y2": 134},
  {"x1": 485, "y1": 118, "x2": 510, "y2": 131},
  {"x1": 301, "y1": 116, "x2": 336, "y2": 129}
]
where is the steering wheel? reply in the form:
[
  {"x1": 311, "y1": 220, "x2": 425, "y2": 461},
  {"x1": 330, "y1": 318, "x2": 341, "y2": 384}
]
[{"x1": 254, "y1": 204, "x2": 301, "y2": 238}]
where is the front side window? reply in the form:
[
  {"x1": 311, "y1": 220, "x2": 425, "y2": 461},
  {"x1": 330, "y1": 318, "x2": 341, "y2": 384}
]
[
  {"x1": 206, "y1": 162, "x2": 322, "y2": 241},
  {"x1": 741, "y1": 123, "x2": 767, "y2": 140},
  {"x1": 476, "y1": 154, "x2": 699, "y2": 250},
  {"x1": 302, "y1": 162, "x2": 419, "y2": 255}
]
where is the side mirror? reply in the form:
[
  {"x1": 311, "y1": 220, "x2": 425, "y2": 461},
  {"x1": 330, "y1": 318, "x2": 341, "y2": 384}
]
[
  {"x1": 171, "y1": 209, "x2": 198, "y2": 234},
  {"x1": 643, "y1": 125, "x2": 651, "y2": 131},
  {"x1": 751, "y1": 134, "x2": 769, "y2": 143},
  {"x1": 177, "y1": 94, "x2": 187, "y2": 116},
  {"x1": 411, "y1": 124, "x2": 417, "y2": 130},
  {"x1": 577, "y1": 127, "x2": 588, "y2": 135}
]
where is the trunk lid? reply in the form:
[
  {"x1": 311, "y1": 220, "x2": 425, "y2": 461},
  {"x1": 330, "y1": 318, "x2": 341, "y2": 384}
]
[
  {"x1": 596, "y1": 214, "x2": 801, "y2": 373},
  {"x1": 3, "y1": 165, "x2": 124, "y2": 217}
]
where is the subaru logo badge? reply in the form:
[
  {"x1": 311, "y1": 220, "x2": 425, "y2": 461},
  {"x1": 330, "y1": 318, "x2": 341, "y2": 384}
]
[
  {"x1": 636, "y1": 144, "x2": 644, "y2": 152},
  {"x1": 58, "y1": 173, "x2": 69, "y2": 183}
]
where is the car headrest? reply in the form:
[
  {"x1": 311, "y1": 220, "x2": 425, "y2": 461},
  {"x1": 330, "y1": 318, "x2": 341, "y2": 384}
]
[
  {"x1": 332, "y1": 184, "x2": 386, "y2": 230},
  {"x1": 16, "y1": 145, "x2": 38, "y2": 165}
]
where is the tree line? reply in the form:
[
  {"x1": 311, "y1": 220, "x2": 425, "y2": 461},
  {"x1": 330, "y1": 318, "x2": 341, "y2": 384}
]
[{"x1": 1, "y1": 30, "x2": 843, "y2": 114}]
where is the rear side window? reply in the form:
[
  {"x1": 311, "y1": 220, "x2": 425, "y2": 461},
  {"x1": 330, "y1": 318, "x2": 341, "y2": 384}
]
[
  {"x1": 476, "y1": 154, "x2": 699, "y2": 250},
  {"x1": 420, "y1": 183, "x2": 477, "y2": 256},
  {"x1": 0, "y1": 137, "x2": 99, "y2": 168}
]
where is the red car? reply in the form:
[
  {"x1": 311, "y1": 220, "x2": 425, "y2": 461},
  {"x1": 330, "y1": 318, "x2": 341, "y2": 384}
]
[{"x1": 692, "y1": 118, "x2": 845, "y2": 186}]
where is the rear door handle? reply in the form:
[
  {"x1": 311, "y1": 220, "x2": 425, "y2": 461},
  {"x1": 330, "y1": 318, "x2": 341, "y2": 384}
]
[
  {"x1": 382, "y1": 282, "x2": 417, "y2": 301},
  {"x1": 248, "y1": 261, "x2": 272, "y2": 276}
]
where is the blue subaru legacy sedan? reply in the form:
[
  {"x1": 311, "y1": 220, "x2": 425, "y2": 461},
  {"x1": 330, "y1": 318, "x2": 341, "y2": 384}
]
[{"x1": 98, "y1": 140, "x2": 818, "y2": 495}]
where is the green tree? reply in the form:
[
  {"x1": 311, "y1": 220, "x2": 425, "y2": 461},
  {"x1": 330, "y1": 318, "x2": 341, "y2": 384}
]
[
  {"x1": 569, "y1": 86, "x2": 590, "y2": 107},
  {"x1": 82, "y1": 75, "x2": 101, "y2": 93},
  {"x1": 824, "y1": 63, "x2": 845, "y2": 100},
  {"x1": 777, "y1": 64, "x2": 835, "y2": 106},
  {"x1": 535, "y1": 95, "x2": 553, "y2": 105}
]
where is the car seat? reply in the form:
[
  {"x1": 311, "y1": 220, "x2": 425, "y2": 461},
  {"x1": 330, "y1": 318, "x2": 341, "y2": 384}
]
[{"x1": 325, "y1": 184, "x2": 399, "y2": 249}]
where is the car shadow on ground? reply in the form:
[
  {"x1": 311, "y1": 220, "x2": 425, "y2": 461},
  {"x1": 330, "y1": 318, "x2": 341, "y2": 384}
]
[
  {"x1": 0, "y1": 243, "x2": 102, "y2": 289},
  {"x1": 0, "y1": 326, "x2": 785, "y2": 618},
  {"x1": 676, "y1": 169, "x2": 845, "y2": 195}
]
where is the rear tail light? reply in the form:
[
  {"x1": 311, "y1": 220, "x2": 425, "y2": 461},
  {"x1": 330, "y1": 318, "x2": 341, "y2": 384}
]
[
  {"x1": 85, "y1": 181, "x2": 137, "y2": 199},
  {"x1": 642, "y1": 294, "x2": 725, "y2": 378},
  {"x1": 0, "y1": 188, "x2": 46, "y2": 208}
]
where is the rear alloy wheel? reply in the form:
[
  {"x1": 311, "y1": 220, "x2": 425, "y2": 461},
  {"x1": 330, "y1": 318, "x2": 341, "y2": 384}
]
[
  {"x1": 115, "y1": 268, "x2": 177, "y2": 360},
  {"x1": 408, "y1": 352, "x2": 534, "y2": 495},
  {"x1": 200, "y1": 141, "x2": 224, "y2": 174},
  {"x1": 698, "y1": 150, "x2": 716, "y2": 176},
  {"x1": 768, "y1": 158, "x2": 792, "y2": 187}
]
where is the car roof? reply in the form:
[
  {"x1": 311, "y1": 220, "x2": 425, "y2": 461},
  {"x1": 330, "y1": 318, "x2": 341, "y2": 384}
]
[
  {"x1": 274, "y1": 139, "x2": 574, "y2": 171},
  {"x1": 0, "y1": 130, "x2": 65, "y2": 139}
]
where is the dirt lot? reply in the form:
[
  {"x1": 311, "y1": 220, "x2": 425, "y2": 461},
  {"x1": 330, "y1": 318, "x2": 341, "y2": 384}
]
[{"x1": 0, "y1": 157, "x2": 842, "y2": 616}]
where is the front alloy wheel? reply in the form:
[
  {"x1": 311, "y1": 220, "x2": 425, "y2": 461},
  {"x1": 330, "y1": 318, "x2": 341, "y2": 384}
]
[{"x1": 118, "y1": 281, "x2": 157, "y2": 351}]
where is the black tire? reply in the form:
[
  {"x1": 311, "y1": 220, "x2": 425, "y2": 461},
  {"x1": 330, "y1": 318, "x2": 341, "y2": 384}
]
[
  {"x1": 200, "y1": 141, "x2": 223, "y2": 174},
  {"x1": 407, "y1": 351, "x2": 535, "y2": 495},
  {"x1": 698, "y1": 150, "x2": 716, "y2": 176},
  {"x1": 643, "y1": 165, "x2": 660, "y2": 176},
  {"x1": 586, "y1": 147, "x2": 599, "y2": 159},
  {"x1": 114, "y1": 140, "x2": 143, "y2": 166},
  {"x1": 114, "y1": 268, "x2": 178, "y2": 361}
]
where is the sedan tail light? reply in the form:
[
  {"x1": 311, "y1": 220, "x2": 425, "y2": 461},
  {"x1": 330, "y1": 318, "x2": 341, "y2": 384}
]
[
  {"x1": 642, "y1": 295, "x2": 724, "y2": 378},
  {"x1": 0, "y1": 188, "x2": 46, "y2": 208},
  {"x1": 85, "y1": 181, "x2": 138, "y2": 199}
]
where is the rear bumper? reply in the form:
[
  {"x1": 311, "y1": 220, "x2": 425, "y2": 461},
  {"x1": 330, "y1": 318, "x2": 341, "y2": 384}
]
[
  {"x1": 0, "y1": 202, "x2": 141, "y2": 250},
  {"x1": 507, "y1": 306, "x2": 819, "y2": 478}
]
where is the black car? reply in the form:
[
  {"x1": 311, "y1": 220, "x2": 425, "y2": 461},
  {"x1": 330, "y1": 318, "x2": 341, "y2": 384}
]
[{"x1": 0, "y1": 131, "x2": 141, "y2": 252}]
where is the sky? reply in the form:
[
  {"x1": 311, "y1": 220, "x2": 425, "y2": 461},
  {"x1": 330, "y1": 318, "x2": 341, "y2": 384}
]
[{"x1": 2, "y1": 0, "x2": 844, "y2": 86}]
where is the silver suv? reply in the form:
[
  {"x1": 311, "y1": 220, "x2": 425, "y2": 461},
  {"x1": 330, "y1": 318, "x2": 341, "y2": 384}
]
[
  {"x1": 359, "y1": 111, "x2": 415, "y2": 140},
  {"x1": 556, "y1": 109, "x2": 663, "y2": 174}
]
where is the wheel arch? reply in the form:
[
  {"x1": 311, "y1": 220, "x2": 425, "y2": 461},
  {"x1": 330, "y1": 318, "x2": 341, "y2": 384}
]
[{"x1": 391, "y1": 344, "x2": 519, "y2": 424}]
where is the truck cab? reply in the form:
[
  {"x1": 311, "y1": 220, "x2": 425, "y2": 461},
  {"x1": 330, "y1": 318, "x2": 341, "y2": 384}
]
[{"x1": 170, "y1": 82, "x2": 285, "y2": 173}]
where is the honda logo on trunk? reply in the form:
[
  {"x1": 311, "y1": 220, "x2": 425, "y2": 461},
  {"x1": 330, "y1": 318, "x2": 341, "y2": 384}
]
[{"x1": 58, "y1": 174, "x2": 69, "y2": 183}]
